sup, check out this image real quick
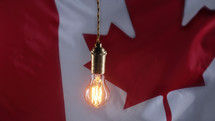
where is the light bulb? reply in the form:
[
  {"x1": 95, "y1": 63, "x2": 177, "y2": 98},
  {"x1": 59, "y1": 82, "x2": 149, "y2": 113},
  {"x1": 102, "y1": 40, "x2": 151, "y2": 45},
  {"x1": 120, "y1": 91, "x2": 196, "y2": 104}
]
[
  {"x1": 84, "y1": 74, "x2": 109, "y2": 108},
  {"x1": 84, "y1": 43, "x2": 109, "y2": 108}
]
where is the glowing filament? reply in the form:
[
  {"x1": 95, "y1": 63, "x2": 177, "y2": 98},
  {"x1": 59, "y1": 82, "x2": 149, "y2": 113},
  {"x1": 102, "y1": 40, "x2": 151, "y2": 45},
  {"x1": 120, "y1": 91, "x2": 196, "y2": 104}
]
[{"x1": 85, "y1": 74, "x2": 109, "y2": 108}]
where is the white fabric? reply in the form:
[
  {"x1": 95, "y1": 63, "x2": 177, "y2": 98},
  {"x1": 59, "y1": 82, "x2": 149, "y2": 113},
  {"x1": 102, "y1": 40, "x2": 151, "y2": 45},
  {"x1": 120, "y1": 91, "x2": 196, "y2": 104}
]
[
  {"x1": 55, "y1": 0, "x2": 215, "y2": 121},
  {"x1": 182, "y1": 0, "x2": 215, "y2": 26},
  {"x1": 55, "y1": 0, "x2": 166, "y2": 121}
]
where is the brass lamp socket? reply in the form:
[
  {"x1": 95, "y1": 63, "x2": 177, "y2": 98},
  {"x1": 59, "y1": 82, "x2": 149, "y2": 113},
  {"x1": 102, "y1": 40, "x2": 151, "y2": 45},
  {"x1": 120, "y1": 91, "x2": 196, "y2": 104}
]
[{"x1": 91, "y1": 42, "x2": 107, "y2": 75}]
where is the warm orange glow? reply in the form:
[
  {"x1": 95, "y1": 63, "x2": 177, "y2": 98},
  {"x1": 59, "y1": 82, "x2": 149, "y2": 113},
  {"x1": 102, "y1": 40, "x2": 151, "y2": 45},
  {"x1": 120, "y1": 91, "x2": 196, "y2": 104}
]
[{"x1": 85, "y1": 74, "x2": 109, "y2": 108}]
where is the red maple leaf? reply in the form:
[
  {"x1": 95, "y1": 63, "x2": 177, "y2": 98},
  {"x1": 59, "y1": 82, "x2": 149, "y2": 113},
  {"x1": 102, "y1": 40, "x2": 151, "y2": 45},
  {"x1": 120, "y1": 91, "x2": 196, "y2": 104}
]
[{"x1": 84, "y1": 0, "x2": 215, "y2": 121}]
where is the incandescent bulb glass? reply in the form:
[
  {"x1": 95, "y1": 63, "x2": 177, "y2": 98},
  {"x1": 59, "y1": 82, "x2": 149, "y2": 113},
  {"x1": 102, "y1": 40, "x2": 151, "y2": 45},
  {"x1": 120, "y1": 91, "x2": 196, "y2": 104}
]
[{"x1": 85, "y1": 74, "x2": 109, "y2": 108}]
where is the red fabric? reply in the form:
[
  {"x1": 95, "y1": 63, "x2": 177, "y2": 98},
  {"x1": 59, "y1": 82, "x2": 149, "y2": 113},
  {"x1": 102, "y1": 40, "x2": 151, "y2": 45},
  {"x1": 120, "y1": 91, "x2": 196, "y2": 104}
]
[
  {"x1": 84, "y1": 0, "x2": 215, "y2": 121},
  {"x1": 0, "y1": 1, "x2": 65, "y2": 121}
]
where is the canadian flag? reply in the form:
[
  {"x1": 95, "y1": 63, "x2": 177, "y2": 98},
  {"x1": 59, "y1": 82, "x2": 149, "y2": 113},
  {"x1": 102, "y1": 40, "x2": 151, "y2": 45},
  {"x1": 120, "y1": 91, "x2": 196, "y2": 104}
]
[{"x1": 0, "y1": 0, "x2": 215, "y2": 121}]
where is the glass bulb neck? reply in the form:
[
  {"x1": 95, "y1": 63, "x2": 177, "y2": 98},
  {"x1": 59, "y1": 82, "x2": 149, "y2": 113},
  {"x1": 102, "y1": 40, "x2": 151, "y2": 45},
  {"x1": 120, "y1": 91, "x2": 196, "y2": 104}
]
[{"x1": 90, "y1": 74, "x2": 104, "y2": 83}]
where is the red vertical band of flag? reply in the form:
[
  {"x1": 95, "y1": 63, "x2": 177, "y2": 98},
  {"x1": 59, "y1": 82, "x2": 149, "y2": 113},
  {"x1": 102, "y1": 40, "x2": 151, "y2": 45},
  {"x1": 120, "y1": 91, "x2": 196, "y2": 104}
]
[{"x1": 0, "y1": 1, "x2": 65, "y2": 121}]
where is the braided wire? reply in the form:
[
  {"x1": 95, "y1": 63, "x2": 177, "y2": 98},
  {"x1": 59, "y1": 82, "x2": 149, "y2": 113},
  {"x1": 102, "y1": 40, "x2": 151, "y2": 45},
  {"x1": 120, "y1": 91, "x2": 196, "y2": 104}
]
[{"x1": 96, "y1": 0, "x2": 100, "y2": 43}]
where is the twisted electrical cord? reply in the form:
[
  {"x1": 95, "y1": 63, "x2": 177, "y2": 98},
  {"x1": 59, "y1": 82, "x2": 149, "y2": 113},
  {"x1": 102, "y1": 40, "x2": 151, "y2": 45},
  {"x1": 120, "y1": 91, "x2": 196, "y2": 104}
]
[{"x1": 96, "y1": 0, "x2": 100, "y2": 43}]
